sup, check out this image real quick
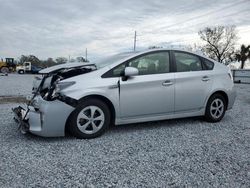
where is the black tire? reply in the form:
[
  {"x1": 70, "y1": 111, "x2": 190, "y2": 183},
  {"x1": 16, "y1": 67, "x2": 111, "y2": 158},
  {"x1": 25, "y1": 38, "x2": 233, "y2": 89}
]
[
  {"x1": 69, "y1": 98, "x2": 111, "y2": 139},
  {"x1": 205, "y1": 94, "x2": 226, "y2": 122},
  {"x1": 1, "y1": 66, "x2": 9, "y2": 73},
  {"x1": 18, "y1": 70, "x2": 24, "y2": 74}
]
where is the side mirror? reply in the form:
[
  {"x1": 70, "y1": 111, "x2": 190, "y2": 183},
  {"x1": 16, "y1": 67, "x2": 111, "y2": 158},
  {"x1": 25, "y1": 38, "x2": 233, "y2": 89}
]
[
  {"x1": 124, "y1": 67, "x2": 139, "y2": 76},
  {"x1": 122, "y1": 67, "x2": 139, "y2": 81}
]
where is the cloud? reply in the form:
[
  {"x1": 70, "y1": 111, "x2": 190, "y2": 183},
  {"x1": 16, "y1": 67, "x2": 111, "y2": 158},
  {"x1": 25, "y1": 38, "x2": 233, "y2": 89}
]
[{"x1": 0, "y1": 0, "x2": 249, "y2": 60}]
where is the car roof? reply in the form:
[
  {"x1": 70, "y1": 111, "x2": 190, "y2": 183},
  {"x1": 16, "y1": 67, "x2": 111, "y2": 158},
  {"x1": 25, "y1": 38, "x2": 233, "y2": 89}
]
[
  {"x1": 102, "y1": 48, "x2": 219, "y2": 71},
  {"x1": 128, "y1": 48, "x2": 217, "y2": 63}
]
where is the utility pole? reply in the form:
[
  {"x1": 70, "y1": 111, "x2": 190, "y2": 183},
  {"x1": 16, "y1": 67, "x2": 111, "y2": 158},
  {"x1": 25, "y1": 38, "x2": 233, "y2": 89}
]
[
  {"x1": 85, "y1": 48, "x2": 88, "y2": 62},
  {"x1": 133, "y1": 31, "x2": 137, "y2": 51}
]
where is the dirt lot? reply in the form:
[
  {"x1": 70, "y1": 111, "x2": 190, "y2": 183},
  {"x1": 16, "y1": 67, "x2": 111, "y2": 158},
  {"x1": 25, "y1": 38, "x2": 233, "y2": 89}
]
[{"x1": 0, "y1": 74, "x2": 249, "y2": 187}]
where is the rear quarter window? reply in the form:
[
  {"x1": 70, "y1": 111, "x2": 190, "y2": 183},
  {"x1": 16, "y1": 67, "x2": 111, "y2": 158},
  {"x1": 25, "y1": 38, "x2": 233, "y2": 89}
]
[
  {"x1": 174, "y1": 52, "x2": 202, "y2": 72},
  {"x1": 202, "y1": 58, "x2": 214, "y2": 70}
]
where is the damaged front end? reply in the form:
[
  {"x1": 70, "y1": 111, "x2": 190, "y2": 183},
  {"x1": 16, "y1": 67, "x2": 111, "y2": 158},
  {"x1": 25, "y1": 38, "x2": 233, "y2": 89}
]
[{"x1": 12, "y1": 63, "x2": 96, "y2": 137}]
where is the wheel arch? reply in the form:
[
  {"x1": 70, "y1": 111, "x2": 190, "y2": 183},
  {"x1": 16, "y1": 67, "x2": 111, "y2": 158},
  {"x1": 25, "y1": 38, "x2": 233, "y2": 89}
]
[
  {"x1": 79, "y1": 95, "x2": 116, "y2": 123},
  {"x1": 18, "y1": 69, "x2": 24, "y2": 74},
  {"x1": 65, "y1": 94, "x2": 116, "y2": 135},
  {"x1": 207, "y1": 90, "x2": 229, "y2": 110},
  {"x1": 0, "y1": 66, "x2": 9, "y2": 72}
]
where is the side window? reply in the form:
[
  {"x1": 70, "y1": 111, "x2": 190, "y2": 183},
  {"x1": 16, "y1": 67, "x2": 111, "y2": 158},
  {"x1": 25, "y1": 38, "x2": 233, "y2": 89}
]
[
  {"x1": 202, "y1": 58, "x2": 214, "y2": 70},
  {"x1": 112, "y1": 52, "x2": 170, "y2": 76},
  {"x1": 113, "y1": 64, "x2": 126, "y2": 76},
  {"x1": 174, "y1": 52, "x2": 202, "y2": 72}
]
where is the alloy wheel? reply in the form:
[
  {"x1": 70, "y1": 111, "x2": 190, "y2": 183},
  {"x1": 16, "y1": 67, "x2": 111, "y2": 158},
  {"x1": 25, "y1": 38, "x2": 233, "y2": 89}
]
[
  {"x1": 210, "y1": 98, "x2": 224, "y2": 119},
  {"x1": 76, "y1": 106, "x2": 105, "y2": 134}
]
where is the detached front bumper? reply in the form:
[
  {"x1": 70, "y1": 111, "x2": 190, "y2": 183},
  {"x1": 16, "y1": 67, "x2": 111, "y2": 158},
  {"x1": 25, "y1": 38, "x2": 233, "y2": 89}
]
[
  {"x1": 12, "y1": 96, "x2": 74, "y2": 137},
  {"x1": 12, "y1": 106, "x2": 29, "y2": 134}
]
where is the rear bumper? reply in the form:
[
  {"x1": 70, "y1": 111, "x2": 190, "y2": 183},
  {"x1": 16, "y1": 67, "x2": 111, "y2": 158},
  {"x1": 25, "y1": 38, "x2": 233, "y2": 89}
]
[
  {"x1": 227, "y1": 86, "x2": 236, "y2": 110},
  {"x1": 13, "y1": 96, "x2": 74, "y2": 137}
]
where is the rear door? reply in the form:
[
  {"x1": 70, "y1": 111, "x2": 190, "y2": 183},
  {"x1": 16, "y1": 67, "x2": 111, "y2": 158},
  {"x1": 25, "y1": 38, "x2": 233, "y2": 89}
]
[{"x1": 173, "y1": 51, "x2": 213, "y2": 113}]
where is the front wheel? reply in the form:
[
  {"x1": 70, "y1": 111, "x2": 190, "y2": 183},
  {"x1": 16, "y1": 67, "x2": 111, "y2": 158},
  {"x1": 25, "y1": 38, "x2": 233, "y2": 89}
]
[
  {"x1": 1, "y1": 67, "x2": 9, "y2": 73},
  {"x1": 69, "y1": 99, "x2": 111, "y2": 139},
  {"x1": 205, "y1": 94, "x2": 226, "y2": 122}
]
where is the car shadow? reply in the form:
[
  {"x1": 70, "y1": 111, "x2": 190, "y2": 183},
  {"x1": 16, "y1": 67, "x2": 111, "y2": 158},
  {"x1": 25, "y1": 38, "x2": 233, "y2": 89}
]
[
  {"x1": 23, "y1": 132, "x2": 75, "y2": 142},
  {"x1": 107, "y1": 116, "x2": 205, "y2": 134},
  {"x1": 19, "y1": 116, "x2": 206, "y2": 142}
]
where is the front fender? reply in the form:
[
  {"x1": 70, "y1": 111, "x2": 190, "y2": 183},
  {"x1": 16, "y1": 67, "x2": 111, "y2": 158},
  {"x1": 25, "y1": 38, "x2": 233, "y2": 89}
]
[{"x1": 62, "y1": 86, "x2": 120, "y2": 120}]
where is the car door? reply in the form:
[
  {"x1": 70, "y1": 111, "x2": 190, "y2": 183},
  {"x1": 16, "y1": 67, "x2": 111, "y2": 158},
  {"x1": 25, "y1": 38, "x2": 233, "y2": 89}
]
[
  {"x1": 173, "y1": 51, "x2": 213, "y2": 113},
  {"x1": 117, "y1": 51, "x2": 175, "y2": 118}
]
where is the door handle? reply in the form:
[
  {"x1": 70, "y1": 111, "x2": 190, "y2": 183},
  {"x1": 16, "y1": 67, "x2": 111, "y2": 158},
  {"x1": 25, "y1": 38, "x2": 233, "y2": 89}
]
[
  {"x1": 202, "y1": 76, "x2": 210, "y2": 81},
  {"x1": 162, "y1": 80, "x2": 173, "y2": 86}
]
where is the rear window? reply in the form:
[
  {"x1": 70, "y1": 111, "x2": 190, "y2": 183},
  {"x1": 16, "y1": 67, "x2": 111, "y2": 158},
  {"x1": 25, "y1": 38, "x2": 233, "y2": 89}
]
[{"x1": 202, "y1": 58, "x2": 214, "y2": 70}]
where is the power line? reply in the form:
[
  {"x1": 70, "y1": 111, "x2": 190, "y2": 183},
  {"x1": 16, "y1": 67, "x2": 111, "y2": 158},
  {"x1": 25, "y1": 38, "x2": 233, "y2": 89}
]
[
  {"x1": 89, "y1": 0, "x2": 249, "y2": 50},
  {"x1": 89, "y1": 2, "x2": 203, "y2": 42},
  {"x1": 174, "y1": 8, "x2": 250, "y2": 31},
  {"x1": 89, "y1": 3, "x2": 217, "y2": 42},
  {"x1": 84, "y1": 1, "x2": 248, "y2": 45},
  {"x1": 139, "y1": 0, "x2": 249, "y2": 36},
  {"x1": 77, "y1": 1, "x2": 250, "y2": 56},
  {"x1": 137, "y1": 8, "x2": 250, "y2": 45}
]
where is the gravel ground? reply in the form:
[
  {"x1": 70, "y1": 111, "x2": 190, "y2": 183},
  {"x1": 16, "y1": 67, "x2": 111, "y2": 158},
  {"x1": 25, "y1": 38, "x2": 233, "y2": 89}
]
[
  {"x1": 0, "y1": 82, "x2": 250, "y2": 187},
  {"x1": 0, "y1": 74, "x2": 36, "y2": 97}
]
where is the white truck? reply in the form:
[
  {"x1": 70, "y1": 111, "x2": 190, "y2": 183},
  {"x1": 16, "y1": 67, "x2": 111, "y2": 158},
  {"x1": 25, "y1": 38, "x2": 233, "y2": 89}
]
[{"x1": 16, "y1": 62, "x2": 42, "y2": 74}]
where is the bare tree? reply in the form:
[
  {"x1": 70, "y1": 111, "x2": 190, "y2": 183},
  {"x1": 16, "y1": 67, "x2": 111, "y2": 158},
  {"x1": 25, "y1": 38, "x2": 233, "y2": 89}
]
[
  {"x1": 148, "y1": 46, "x2": 163, "y2": 49},
  {"x1": 76, "y1": 56, "x2": 88, "y2": 62},
  {"x1": 56, "y1": 57, "x2": 68, "y2": 64},
  {"x1": 19, "y1": 55, "x2": 40, "y2": 66},
  {"x1": 198, "y1": 26, "x2": 237, "y2": 63},
  {"x1": 46, "y1": 58, "x2": 56, "y2": 67}
]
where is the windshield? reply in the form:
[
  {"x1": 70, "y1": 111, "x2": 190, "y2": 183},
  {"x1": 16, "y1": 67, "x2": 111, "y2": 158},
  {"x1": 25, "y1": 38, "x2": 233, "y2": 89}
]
[{"x1": 94, "y1": 52, "x2": 136, "y2": 69}]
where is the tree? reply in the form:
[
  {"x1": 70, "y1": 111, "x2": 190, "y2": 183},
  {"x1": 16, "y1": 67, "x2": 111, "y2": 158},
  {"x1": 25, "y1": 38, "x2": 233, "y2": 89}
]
[
  {"x1": 55, "y1": 57, "x2": 68, "y2": 64},
  {"x1": 148, "y1": 46, "x2": 163, "y2": 49},
  {"x1": 76, "y1": 56, "x2": 88, "y2": 62},
  {"x1": 45, "y1": 58, "x2": 56, "y2": 67},
  {"x1": 19, "y1": 55, "x2": 41, "y2": 66},
  {"x1": 28, "y1": 55, "x2": 41, "y2": 66},
  {"x1": 198, "y1": 26, "x2": 237, "y2": 63},
  {"x1": 19, "y1": 55, "x2": 28, "y2": 64},
  {"x1": 235, "y1": 44, "x2": 250, "y2": 69}
]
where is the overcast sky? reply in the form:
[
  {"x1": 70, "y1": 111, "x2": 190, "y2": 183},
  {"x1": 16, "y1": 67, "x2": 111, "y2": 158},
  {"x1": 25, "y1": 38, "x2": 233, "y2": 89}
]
[{"x1": 0, "y1": 0, "x2": 250, "y2": 61}]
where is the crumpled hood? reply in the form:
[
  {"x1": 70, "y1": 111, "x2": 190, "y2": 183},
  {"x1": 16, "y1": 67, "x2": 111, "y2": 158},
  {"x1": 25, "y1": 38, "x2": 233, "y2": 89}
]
[{"x1": 39, "y1": 62, "x2": 95, "y2": 74}]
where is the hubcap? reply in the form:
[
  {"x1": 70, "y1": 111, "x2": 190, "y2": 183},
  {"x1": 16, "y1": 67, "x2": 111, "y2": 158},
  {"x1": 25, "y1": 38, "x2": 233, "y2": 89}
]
[
  {"x1": 77, "y1": 106, "x2": 105, "y2": 134},
  {"x1": 210, "y1": 98, "x2": 224, "y2": 119}
]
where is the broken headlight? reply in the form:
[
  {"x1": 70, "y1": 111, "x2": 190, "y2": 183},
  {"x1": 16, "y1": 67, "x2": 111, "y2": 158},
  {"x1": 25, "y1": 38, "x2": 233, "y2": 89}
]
[{"x1": 54, "y1": 81, "x2": 76, "y2": 94}]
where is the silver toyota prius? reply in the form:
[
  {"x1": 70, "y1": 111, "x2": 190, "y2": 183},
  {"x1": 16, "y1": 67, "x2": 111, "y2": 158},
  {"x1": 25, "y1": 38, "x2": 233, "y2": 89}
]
[{"x1": 13, "y1": 49, "x2": 236, "y2": 138}]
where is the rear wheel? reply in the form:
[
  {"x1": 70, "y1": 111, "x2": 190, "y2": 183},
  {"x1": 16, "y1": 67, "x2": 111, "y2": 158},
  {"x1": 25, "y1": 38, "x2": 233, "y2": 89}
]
[
  {"x1": 69, "y1": 99, "x2": 110, "y2": 139},
  {"x1": 205, "y1": 94, "x2": 226, "y2": 122}
]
